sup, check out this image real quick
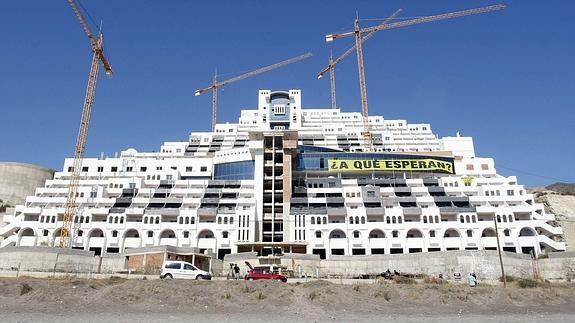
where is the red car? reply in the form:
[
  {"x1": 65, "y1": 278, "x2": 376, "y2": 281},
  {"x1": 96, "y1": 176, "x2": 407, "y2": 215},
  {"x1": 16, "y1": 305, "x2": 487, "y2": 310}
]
[{"x1": 244, "y1": 261, "x2": 288, "y2": 282}]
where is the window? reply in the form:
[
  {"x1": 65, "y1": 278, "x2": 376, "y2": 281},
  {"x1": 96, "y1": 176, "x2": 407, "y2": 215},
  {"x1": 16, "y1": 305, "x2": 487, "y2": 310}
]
[
  {"x1": 183, "y1": 264, "x2": 194, "y2": 270},
  {"x1": 183, "y1": 231, "x2": 189, "y2": 238},
  {"x1": 126, "y1": 167, "x2": 133, "y2": 172},
  {"x1": 90, "y1": 191, "x2": 97, "y2": 198},
  {"x1": 353, "y1": 231, "x2": 360, "y2": 238},
  {"x1": 111, "y1": 166, "x2": 118, "y2": 172},
  {"x1": 97, "y1": 166, "x2": 104, "y2": 172},
  {"x1": 68, "y1": 166, "x2": 74, "y2": 172},
  {"x1": 429, "y1": 230, "x2": 436, "y2": 238},
  {"x1": 222, "y1": 231, "x2": 229, "y2": 238},
  {"x1": 507, "y1": 190, "x2": 514, "y2": 196},
  {"x1": 186, "y1": 166, "x2": 193, "y2": 172},
  {"x1": 504, "y1": 229, "x2": 510, "y2": 237},
  {"x1": 481, "y1": 164, "x2": 489, "y2": 170},
  {"x1": 367, "y1": 191, "x2": 375, "y2": 198},
  {"x1": 165, "y1": 262, "x2": 181, "y2": 269},
  {"x1": 201, "y1": 166, "x2": 207, "y2": 172},
  {"x1": 43, "y1": 230, "x2": 49, "y2": 236},
  {"x1": 140, "y1": 166, "x2": 147, "y2": 172},
  {"x1": 392, "y1": 230, "x2": 399, "y2": 238},
  {"x1": 112, "y1": 230, "x2": 118, "y2": 237},
  {"x1": 466, "y1": 164, "x2": 474, "y2": 171},
  {"x1": 156, "y1": 166, "x2": 162, "y2": 170},
  {"x1": 147, "y1": 231, "x2": 154, "y2": 238},
  {"x1": 466, "y1": 229, "x2": 473, "y2": 238},
  {"x1": 315, "y1": 231, "x2": 322, "y2": 238}
]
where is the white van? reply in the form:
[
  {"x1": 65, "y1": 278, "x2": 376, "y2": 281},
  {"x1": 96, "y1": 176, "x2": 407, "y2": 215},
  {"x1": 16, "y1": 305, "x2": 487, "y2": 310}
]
[{"x1": 160, "y1": 260, "x2": 212, "y2": 280}]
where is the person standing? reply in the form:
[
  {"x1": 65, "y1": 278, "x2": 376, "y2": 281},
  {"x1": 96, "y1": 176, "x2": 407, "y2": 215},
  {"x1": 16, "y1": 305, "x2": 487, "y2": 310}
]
[
  {"x1": 468, "y1": 273, "x2": 477, "y2": 287},
  {"x1": 233, "y1": 263, "x2": 240, "y2": 280}
]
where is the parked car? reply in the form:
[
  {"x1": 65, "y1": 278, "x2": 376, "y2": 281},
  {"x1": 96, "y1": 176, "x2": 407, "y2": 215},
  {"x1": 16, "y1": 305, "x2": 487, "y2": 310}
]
[
  {"x1": 244, "y1": 261, "x2": 288, "y2": 282},
  {"x1": 160, "y1": 260, "x2": 212, "y2": 280}
]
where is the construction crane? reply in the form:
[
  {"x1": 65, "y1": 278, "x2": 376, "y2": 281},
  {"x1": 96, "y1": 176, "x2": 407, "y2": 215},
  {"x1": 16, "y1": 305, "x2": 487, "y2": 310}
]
[
  {"x1": 195, "y1": 53, "x2": 313, "y2": 131},
  {"x1": 325, "y1": 4, "x2": 506, "y2": 151},
  {"x1": 318, "y1": 9, "x2": 402, "y2": 110},
  {"x1": 59, "y1": 0, "x2": 113, "y2": 248}
]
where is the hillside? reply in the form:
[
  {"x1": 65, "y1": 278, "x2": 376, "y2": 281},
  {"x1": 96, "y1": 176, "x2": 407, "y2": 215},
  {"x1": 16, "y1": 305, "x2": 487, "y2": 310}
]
[{"x1": 546, "y1": 183, "x2": 575, "y2": 195}]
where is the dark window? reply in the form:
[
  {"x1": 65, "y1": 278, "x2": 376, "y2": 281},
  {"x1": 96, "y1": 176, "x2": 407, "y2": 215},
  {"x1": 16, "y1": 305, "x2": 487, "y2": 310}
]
[
  {"x1": 392, "y1": 230, "x2": 399, "y2": 238},
  {"x1": 222, "y1": 231, "x2": 229, "y2": 238},
  {"x1": 183, "y1": 231, "x2": 189, "y2": 238},
  {"x1": 184, "y1": 264, "x2": 194, "y2": 270},
  {"x1": 147, "y1": 231, "x2": 154, "y2": 238},
  {"x1": 111, "y1": 166, "x2": 118, "y2": 172},
  {"x1": 140, "y1": 167, "x2": 147, "y2": 172},
  {"x1": 126, "y1": 167, "x2": 133, "y2": 172},
  {"x1": 97, "y1": 166, "x2": 104, "y2": 172},
  {"x1": 165, "y1": 262, "x2": 181, "y2": 269},
  {"x1": 315, "y1": 231, "x2": 321, "y2": 238},
  {"x1": 112, "y1": 230, "x2": 118, "y2": 237},
  {"x1": 201, "y1": 166, "x2": 207, "y2": 172},
  {"x1": 186, "y1": 166, "x2": 193, "y2": 172}
]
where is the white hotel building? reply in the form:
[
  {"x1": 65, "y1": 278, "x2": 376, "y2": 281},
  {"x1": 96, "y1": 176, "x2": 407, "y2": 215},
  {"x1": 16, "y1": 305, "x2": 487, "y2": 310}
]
[{"x1": 0, "y1": 90, "x2": 566, "y2": 259}]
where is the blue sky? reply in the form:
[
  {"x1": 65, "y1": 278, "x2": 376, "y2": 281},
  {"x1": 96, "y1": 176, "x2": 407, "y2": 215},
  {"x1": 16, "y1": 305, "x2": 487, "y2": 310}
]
[{"x1": 0, "y1": 0, "x2": 573, "y2": 187}]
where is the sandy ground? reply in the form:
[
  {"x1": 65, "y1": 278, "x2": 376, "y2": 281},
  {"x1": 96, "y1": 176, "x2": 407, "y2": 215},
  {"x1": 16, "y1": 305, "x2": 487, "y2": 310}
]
[{"x1": 1, "y1": 277, "x2": 574, "y2": 322}]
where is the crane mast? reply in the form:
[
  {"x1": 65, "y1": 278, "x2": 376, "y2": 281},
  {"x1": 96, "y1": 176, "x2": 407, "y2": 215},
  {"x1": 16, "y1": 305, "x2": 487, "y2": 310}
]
[
  {"x1": 325, "y1": 4, "x2": 506, "y2": 152},
  {"x1": 195, "y1": 52, "x2": 312, "y2": 131},
  {"x1": 60, "y1": 0, "x2": 113, "y2": 248},
  {"x1": 353, "y1": 18, "x2": 372, "y2": 151},
  {"x1": 328, "y1": 54, "x2": 336, "y2": 110}
]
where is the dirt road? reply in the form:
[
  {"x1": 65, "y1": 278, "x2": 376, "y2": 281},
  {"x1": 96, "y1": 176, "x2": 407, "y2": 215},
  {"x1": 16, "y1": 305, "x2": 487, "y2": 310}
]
[{"x1": 1, "y1": 277, "x2": 573, "y2": 322}]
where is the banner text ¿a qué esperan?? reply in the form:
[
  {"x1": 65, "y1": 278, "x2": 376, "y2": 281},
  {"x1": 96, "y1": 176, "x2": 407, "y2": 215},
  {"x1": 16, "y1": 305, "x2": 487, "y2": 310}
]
[{"x1": 328, "y1": 158, "x2": 455, "y2": 174}]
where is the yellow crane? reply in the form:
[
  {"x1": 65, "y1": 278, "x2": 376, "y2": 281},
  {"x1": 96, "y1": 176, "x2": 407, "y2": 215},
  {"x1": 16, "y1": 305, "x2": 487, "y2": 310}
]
[
  {"x1": 195, "y1": 53, "x2": 312, "y2": 131},
  {"x1": 59, "y1": 0, "x2": 113, "y2": 248},
  {"x1": 325, "y1": 4, "x2": 506, "y2": 151},
  {"x1": 318, "y1": 9, "x2": 403, "y2": 110}
]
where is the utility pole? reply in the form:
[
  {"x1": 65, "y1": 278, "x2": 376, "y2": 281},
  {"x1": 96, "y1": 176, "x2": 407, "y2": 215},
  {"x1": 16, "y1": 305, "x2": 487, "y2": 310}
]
[{"x1": 494, "y1": 215, "x2": 506, "y2": 287}]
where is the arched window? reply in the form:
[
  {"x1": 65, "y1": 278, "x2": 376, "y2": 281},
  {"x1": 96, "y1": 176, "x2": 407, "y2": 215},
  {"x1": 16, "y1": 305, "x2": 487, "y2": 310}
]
[
  {"x1": 435, "y1": 216, "x2": 440, "y2": 223},
  {"x1": 191, "y1": 217, "x2": 195, "y2": 224},
  {"x1": 465, "y1": 215, "x2": 470, "y2": 223},
  {"x1": 355, "y1": 216, "x2": 360, "y2": 224},
  {"x1": 508, "y1": 214, "x2": 513, "y2": 222},
  {"x1": 185, "y1": 217, "x2": 189, "y2": 225},
  {"x1": 230, "y1": 217, "x2": 234, "y2": 225},
  {"x1": 109, "y1": 217, "x2": 113, "y2": 223},
  {"x1": 85, "y1": 216, "x2": 90, "y2": 223},
  {"x1": 466, "y1": 229, "x2": 473, "y2": 237},
  {"x1": 503, "y1": 215, "x2": 507, "y2": 222},
  {"x1": 497, "y1": 215, "x2": 501, "y2": 223},
  {"x1": 323, "y1": 217, "x2": 327, "y2": 225},
  {"x1": 361, "y1": 217, "x2": 365, "y2": 224},
  {"x1": 398, "y1": 217, "x2": 402, "y2": 224},
  {"x1": 311, "y1": 217, "x2": 315, "y2": 225},
  {"x1": 144, "y1": 217, "x2": 148, "y2": 224},
  {"x1": 460, "y1": 215, "x2": 465, "y2": 223},
  {"x1": 392, "y1": 216, "x2": 396, "y2": 224},
  {"x1": 224, "y1": 217, "x2": 228, "y2": 225},
  {"x1": 423, "y1": 216, "x2": 428, "y2": 224},
  {"x1": 472, "y1": 215, "x2": 476, "y2": 223},
  {"x1": 217, "y1": 217, "x2": 222, "y2": 224},
  {"x1": 349, "y1": 216, "x2": 354, "y2": 224},
  {"x1": 386, "y1": 217, "x2": 390, "y2": 224},
  {"x1": 120, "y1": 217, "x2": 124, "y2": 224},
  {"x1": 155, "y1": 217, "x2": 160, "y2": 224}
]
